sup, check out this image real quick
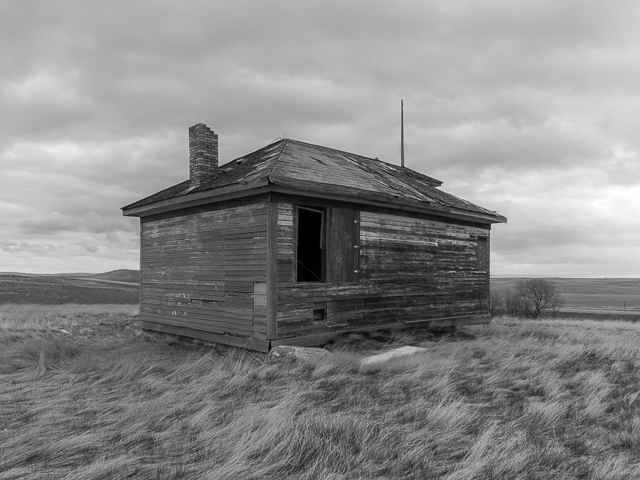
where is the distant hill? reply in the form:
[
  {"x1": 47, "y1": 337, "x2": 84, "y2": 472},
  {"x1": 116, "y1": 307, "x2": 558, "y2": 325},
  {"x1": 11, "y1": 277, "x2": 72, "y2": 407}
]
[
  {"x1": 91, "y1": 269, "x2": 140, "y2": 284},
  {"x1": 0, "y1": 271, "x2": 139, "y2": 305}
]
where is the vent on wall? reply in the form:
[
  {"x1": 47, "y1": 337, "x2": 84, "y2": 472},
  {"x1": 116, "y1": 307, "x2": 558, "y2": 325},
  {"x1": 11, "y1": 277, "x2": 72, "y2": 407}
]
[{"x1": 313, "y1": 308, "x2": 326, "y2": 321}]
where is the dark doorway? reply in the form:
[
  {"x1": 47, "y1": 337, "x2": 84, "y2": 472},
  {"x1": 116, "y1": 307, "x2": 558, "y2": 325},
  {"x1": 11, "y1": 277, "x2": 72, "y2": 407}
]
[{"x1": 296, "y1": 207, "x2": 325, "y2": 282}]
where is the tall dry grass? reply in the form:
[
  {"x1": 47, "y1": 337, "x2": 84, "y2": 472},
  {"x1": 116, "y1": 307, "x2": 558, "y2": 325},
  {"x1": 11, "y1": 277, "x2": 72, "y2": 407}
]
[
  {"x1": 3, "y1": 306, "x2": 640, "y2": 478},
  {"x1": 0, "y1": 303, "x2": 138, "y2": 328}
]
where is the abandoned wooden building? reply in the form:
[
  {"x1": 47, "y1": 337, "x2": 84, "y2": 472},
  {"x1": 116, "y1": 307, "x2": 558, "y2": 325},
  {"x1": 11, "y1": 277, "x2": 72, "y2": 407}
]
[{"x1": 122, "y1": 123, "x2": 506, "y2": 352}]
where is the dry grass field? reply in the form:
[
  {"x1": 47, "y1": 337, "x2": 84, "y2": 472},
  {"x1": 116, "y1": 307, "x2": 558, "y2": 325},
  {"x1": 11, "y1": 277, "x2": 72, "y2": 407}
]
[{"x1": 3, "y1": 304, "x2": 640, "y2": 479}]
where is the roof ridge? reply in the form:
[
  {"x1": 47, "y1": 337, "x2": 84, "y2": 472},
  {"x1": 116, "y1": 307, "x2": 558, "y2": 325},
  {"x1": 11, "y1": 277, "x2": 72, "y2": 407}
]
[{"x1": 266, "y1": 138, "x2": 288, "y2": 183}]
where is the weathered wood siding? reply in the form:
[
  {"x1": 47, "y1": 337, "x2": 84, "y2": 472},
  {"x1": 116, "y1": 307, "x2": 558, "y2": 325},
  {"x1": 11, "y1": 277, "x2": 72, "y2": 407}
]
[
  {"x1": 328, "y1": 208, "x2": 359, "y2": 284},
  {"x1": 140, "y1": 202, "x2": 268, "y2": 344},
  {"x1": 275, "y1": 202, "x2": 490, "y2": 339}
]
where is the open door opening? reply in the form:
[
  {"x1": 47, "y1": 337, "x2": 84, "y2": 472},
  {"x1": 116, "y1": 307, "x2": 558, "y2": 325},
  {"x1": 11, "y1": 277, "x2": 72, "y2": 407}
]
[{"x1": 296, "y1": 207, "x2": 324, "y2": 282}]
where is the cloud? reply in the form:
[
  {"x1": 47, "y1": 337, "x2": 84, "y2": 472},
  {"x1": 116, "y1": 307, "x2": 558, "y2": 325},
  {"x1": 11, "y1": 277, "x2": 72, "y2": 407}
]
[
  {"x1": 0, "y1": 240, "x2": 18, "y2": 252},
  {"x1": 450, "y1": 167, "x2": 640, "y2": 275},
  {"x1": 18, "y1": 211, "x2": 80, "y2": 235},
  {"x1": 79, "y1": 237, "x2": 99, "y2": 253},
  {"x1": 0, "y1": 241, "x2": 64, "y2": 256},
  {"x1": 1, "y1": 0, "x2": 640, "y2": 274},
  {"x1": 17, "y1": 211, "x2": 135, "y2": 236}
]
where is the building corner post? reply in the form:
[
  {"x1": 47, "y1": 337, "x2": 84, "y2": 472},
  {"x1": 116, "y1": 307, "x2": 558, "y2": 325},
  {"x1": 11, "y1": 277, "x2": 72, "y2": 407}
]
[{"x1": 266, "y1": 198, "x2": 278, "y2": 342}]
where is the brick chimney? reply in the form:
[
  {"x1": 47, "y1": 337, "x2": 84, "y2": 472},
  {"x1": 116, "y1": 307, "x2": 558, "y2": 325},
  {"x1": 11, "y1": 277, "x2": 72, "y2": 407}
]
[{"x1": 189, "y1": 123, "x2": 218, "y2": 188}]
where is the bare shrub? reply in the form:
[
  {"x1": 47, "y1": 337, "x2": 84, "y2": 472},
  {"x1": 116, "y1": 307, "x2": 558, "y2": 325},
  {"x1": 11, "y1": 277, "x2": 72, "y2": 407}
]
[
  {"x1": 489, "y1": 290, "x2": 504, "y2": 317},
  {"x1": 503, "y1": 288, "x2": 524, "y2": 317},
  {"x1": 516, "y1": 279, "x2": 563, "y2": 319}
]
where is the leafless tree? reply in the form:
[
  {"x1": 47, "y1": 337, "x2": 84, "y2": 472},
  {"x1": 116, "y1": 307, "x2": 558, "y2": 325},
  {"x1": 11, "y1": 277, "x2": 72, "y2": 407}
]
[
  {"x1": 515, "y1": 279, "x2": 563, "y2": 319},
  {"x1": 503, "y1": 288, "x2": 524, "y2": 317}
]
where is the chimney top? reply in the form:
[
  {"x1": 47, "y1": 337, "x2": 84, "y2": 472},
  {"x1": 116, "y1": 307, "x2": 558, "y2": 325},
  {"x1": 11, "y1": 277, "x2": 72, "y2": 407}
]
[{"x1": 189, "y1": 123, "x2": 218, "y2": 188}]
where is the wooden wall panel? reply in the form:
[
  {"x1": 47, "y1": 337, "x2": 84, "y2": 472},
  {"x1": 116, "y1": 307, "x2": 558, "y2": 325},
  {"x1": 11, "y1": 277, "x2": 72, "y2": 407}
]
[
  {"x1": 140, "y1": 202, "x2": 268, "y2": 343},
  {"x1": 328, "y1": 208, "x2": 359, "y2": 284},
  {"x1": 275, "y1": 201, "x2": 491, "y2": 340},
  {"x1": 276, "y1": 203, "x2": 295, "y2": 284}
]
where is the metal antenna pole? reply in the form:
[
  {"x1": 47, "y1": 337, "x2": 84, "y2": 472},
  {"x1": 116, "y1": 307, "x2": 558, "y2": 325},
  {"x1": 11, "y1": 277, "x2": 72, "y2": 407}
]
[{"x1": 401, "y1": 99, "x2": 405, "y2": 168}]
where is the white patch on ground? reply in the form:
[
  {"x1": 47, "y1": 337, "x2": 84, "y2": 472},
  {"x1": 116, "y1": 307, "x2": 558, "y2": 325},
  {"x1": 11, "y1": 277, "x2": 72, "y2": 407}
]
[{"x1": 360, "y1": 346, "x2": 428, "y2": 366}]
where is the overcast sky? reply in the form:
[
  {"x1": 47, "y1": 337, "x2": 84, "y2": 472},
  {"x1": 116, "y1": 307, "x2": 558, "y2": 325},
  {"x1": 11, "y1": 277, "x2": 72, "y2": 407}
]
[{"x1": 1, "y1": 0, "x2": 640, "y2": 276}]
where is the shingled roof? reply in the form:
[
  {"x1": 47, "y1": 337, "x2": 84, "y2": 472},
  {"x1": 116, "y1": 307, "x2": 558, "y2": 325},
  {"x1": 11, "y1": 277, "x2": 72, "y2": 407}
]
[{"x1": 122, "y1": 138, "x2": 506, "y2": 224}]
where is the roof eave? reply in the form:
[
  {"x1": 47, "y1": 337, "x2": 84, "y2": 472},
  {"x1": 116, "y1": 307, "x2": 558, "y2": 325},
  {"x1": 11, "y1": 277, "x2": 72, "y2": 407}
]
[
  {"x1": 121, "y1": 180, "x2": 191, "y2": 211},
  {"x1": 268, "y1": 185, "x2": 506, "y2": 225},
  {"x1": 267, "y1": 175, "x2": 506, "y2": 225},
  {"x1": 122, "y1": 178, "x2": 506, "y2": 225},
  {"x1": 121, "y1": 179, "x2": 270, "y2": 217}
]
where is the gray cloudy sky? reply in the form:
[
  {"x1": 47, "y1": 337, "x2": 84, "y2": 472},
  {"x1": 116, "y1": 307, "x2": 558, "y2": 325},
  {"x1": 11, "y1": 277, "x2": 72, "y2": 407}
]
[{"x1": 2, "y1": 0, "x2": 640, "y2": 276}]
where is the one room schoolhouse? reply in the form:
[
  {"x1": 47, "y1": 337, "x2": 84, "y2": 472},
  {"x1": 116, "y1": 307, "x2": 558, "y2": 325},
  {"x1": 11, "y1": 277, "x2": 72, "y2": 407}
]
[{"x1": 122, "y1": 123, "x2": 506, "y2": 352}]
